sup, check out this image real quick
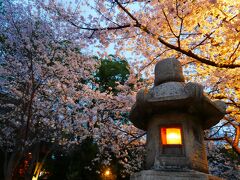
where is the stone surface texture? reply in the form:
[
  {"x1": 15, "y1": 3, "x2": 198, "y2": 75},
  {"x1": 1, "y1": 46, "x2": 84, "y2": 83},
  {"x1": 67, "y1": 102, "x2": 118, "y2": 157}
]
[
  {"x1": 129, "y1": 58, "x2": 226, "y2": 179},
  {"x1": 130, "y1": 58, "x2": 226, "y2": 130},
  {"x1": 145, "y1": 113, "x2": 208, "y2": 172},
  {"x1": 130, "y1": 170, "x2": 223, "y2": 180},
  {"x1": 154, "y1": 58, "x2": 185, "y2": 86}
]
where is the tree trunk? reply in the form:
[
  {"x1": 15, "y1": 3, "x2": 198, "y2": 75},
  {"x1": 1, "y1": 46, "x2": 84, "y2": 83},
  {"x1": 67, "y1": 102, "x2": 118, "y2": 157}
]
[
  {"x1": 24, "y1": 143, "x2": 40, "y2": 180},
  {"x1": 3, "y1": 152, "x2": 23, "y2": 180}
]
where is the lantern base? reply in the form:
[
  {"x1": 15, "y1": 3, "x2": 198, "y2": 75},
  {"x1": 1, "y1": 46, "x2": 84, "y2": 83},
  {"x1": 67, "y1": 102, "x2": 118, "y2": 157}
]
[{"x1": 130, "y1": 170, "x2": 223, "y2": 180}]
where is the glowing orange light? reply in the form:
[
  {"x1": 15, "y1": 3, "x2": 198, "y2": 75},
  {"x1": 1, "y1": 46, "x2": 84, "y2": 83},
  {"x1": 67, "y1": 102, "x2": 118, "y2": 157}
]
[
  {"x1": 161, "y1": 127, "x2": 182, "y2": 145},
  {"x1": 105, "y1": 170, "x2": 110, "y2": 176}
]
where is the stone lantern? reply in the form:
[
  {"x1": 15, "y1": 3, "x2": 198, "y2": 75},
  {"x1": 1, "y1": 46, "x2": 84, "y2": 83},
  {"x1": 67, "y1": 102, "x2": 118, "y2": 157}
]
[{"x1": 130, "y1": 58, "x2": 226, "y2": 179}]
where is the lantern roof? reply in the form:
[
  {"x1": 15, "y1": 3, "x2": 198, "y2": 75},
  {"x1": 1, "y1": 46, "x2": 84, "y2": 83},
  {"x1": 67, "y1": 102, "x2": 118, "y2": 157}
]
[{"x1": 130, "y1": 58, "x2": 226, "y2": 131}]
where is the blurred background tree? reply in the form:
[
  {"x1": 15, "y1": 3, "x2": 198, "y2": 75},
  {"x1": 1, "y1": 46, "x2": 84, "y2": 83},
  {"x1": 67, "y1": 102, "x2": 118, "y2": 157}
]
[{"x1": 95, "y1": 55, "x2": 130, "y2": 95}]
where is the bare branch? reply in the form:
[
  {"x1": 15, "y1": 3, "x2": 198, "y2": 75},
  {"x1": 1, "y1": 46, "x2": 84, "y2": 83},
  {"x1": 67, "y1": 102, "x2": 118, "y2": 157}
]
[
  {"x1": 140, "y1": 49, "x2": 171, "y2": 71},
  {"x1": 208, "y1": 121, "x2": 230, "y2": 138},
  {"x1": 162, "y1": 9, "x2": 178, "y2": 38},
  {"x1": 191, "y1": 31, "x2": 215, "y2": 50},
  {"x1": 115, "y1": 0, "x2": 141, "y2": 27},
  {"x1": 229, "y1": 41, "x2": 240, "y2": 63},
  {"x1": 68, "y1": 19, "x2": 132, "y2": 31},
  {"x1": 175, "y1": 0, "x2": 184, "y2": 47},
  {"x1": 206, "y1": 123, "x2": 240, "y2": 155},
  {"x1": 125, "y1": 132, "x2": 146, "y2": 146}
]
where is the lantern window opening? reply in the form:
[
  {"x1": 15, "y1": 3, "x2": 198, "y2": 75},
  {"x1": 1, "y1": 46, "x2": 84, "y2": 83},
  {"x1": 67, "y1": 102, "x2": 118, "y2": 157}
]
[{"x1": 161, "y1": 126, "x2": 182, "y2": 145}]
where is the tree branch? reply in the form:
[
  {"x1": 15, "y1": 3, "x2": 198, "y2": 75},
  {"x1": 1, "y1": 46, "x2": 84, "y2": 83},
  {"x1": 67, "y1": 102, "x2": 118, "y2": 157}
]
[
  {"x1": 114, "y1": 0, "x2": 240, "y2": 68},
  {"x1": 162, "y1": 8, "x2": 178, "y2": 38},
  {"x1": 140, "y1": 49, "x2": 171, "y2": 71},
  {"x1": 191, "y1": 31, "x2": 215, "y2": 50},
  {"x1": 229, "y1": 41, "x2": 240, "y2": 63},
  {"x1": 68, "y1": 19, "x2": 132, "y2": 31},
  {"x1": 115, "y1": 0, "x2": 141, "y2": 27},
  {"x1": 205, "y1": 136, "x2": 240, "y2": 155}
]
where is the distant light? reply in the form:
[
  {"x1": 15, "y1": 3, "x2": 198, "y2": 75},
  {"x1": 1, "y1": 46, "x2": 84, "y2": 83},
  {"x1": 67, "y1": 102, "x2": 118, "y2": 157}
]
[{"x1": 105, "y1": 170, "x2": 110, "y2": 176}]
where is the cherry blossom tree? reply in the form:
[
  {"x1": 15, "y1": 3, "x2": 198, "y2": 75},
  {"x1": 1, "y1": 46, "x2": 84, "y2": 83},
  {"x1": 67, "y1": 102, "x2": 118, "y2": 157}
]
[
  {"x1": 38, "y1": 0, "x2": 240, "y2": 155},
  {"x1": 0, "y1": 1, "x2": 144, "y2": 179},
  {"x1": 0, "y1": 4, "x2": 93, "y2": 178},
  {"x1": 207, "y1": 141, "x2": 240, "y2": 179},
  {"x1": 1, "y1": 0, "x2": 240, "y2": 179}
]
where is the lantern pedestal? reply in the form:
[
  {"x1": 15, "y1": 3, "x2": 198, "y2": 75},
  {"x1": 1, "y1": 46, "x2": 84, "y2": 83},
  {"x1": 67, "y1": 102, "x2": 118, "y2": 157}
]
[{"x1": 130, "y1": 170, "x2": 223, "y2": 180}]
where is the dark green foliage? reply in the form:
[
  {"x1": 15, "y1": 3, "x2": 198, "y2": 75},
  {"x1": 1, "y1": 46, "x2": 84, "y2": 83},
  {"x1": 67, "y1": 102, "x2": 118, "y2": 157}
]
[
  {"x1": 41, "y1": 137, "x2": 130, "y2": 180},
  {"x1": 41, "y1": 151, "x2": 70, "y2": 180},
  {"x1": 0, "y1": 150, "x2": 4, "y2": 180},
  {"x1": 66, "y1": 138, "x2": 100, "y2": 180},
  {"x1": 42, "y1": 138, "x2": 100, "y2": 180},
  {"x1": 0, "y1": 0, "x2": 4, "y2": 14},
  {"x1": 95, "y1": 55, "x2": 130, "y2": 94},
  {"x1": 107, "y1": 155, "x2": 129, "y2": 180},
  {"x1": 0, "y1": 34, "x2": 5, "y2": 44}
]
